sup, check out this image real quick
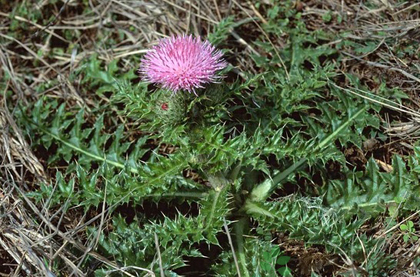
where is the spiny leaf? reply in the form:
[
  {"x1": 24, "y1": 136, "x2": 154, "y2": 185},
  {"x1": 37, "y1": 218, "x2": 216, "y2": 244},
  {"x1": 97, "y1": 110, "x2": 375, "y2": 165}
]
[{"x1": 324, "y1": 156, "x2": 420, "y2": 214}]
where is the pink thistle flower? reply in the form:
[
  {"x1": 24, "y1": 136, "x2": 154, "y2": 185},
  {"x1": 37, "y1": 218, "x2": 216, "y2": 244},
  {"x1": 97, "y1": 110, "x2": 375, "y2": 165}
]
[{"x1": 139, "y1": 35, "x2": 227, "y2": 94}]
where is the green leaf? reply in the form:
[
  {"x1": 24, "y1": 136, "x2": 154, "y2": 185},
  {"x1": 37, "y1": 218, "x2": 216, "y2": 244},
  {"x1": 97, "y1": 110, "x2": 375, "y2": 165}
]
[
  {"x1": 408, "y1": 221, "x2": 414, "y2": 229},
  {"x1": 277, "y1": 255, "x2": 291, "y2": 266},
  {"x1": 278, "y1": 266, "x2": 293, "y2": 277}
]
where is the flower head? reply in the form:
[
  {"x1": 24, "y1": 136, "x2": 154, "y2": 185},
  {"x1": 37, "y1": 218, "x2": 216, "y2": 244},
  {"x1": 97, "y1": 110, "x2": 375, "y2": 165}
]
[{"x1": 139, "y1": 34, "x2": 227, "y2": 94}]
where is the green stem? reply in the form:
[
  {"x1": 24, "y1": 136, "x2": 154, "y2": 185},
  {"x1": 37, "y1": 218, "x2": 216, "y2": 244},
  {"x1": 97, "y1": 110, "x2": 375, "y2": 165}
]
[
  {"x1": 42, "y1": 124, "x2": 137, "y2": 172},
  {"x1": 243, "y1": 201, "x2": 275, "y2": 218},
  {"x1": 270, "y1": 157, "x2": 307, "y2": 190},
  {"x1": 234, "y1": 217, "x2": 250, "y2": 277},
  {"x1": 316, "y1": 107, "x2": 367, "y2": 150},
  {"x1": 30, "y1": 120, "x2": 188, "y2": 181},
  {"x1": 146, "y1": 192, "x2": 208, "y2": 199},
  {"x1": 205, "y1": 189, "x2": 222, "y2": 231},
  {"x1": 205, "y1": 174, "x2": 228, "y2": 230},
  {"x1": 251, "y1": 106, "x2": 368, "y2": 202}
]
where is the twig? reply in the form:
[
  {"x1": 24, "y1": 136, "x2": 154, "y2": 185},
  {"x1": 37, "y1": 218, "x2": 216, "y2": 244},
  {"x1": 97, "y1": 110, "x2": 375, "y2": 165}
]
[
  {"x1": 0, "y1": 33, "x2": 60, "y2": 74},
  {"x1": 232, "y1": 0, "x2": 290, "y2": 80},
  {"x1": 31, "y1": 0, "x2": 70, "y2": 39},
  {"x1": 154, "y1": 233, "x2": 164, "y2": 277},
  {"x1": 104, "y1": 266, "x2": 155, "y2": 277},
  {"x1": 0, "y1": 12, "x2": 68, "y2": 43},
  {"x1": 223, "y1": 219, "x2": 241, "y2": 277},
  {"x1": 343, "y1": 51, "x2": 420, "y2": 84},
  {"x1": 381, "y1": 211, "x2": 420, "y2": 237},
  {"x1": 12, "y1": 184, "x2": 136, "y2": 276},
  {"x1": 331, "y1": 83, "x2": 420, "y2": 118}
]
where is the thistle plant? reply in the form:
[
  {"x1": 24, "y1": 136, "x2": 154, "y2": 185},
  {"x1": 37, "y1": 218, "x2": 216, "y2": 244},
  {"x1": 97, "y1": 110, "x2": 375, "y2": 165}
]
[
  {"x1": 18, "y1": 7, "x2": 419, "y2": 275},
  {"x1": 135, "y1": 34, "x2": 358, "y2": 276}
]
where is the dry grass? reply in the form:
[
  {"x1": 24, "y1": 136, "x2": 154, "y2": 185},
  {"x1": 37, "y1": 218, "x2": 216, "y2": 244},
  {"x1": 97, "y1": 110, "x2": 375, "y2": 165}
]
[{"x1": 1, "y1": 0, "x2": 420, "y2": 276}]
